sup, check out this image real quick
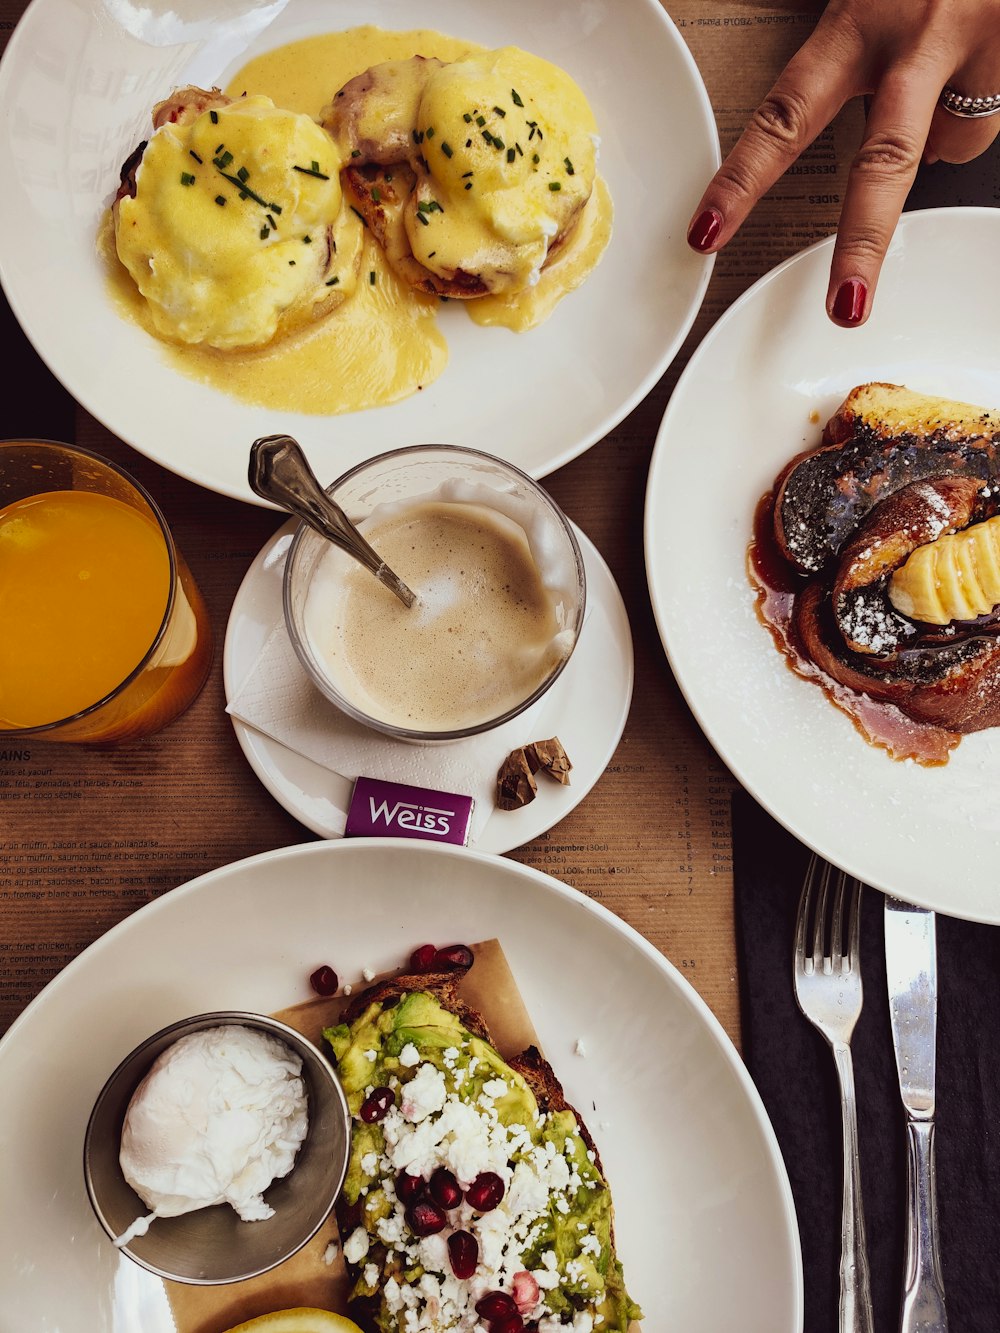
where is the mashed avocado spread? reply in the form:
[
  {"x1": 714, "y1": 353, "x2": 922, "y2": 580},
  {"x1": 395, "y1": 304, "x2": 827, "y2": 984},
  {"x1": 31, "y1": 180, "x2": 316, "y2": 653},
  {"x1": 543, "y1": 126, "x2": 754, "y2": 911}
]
[{"x1": 324, "y1": 990, "x2": 640, "y2": 1331}]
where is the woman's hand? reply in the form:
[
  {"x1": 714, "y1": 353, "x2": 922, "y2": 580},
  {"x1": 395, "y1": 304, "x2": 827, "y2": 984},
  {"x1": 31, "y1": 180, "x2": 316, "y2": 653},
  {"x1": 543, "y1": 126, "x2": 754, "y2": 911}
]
[{"x1": 686, "y1": 0, "x2": 1000, "y2": 325}]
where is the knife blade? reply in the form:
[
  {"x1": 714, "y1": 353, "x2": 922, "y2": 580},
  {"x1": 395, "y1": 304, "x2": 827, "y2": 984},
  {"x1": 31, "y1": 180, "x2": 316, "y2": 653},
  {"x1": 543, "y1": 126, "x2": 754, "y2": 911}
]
[{"x1": 884, "y1": 896, "x2": 948, "y2": 1333}]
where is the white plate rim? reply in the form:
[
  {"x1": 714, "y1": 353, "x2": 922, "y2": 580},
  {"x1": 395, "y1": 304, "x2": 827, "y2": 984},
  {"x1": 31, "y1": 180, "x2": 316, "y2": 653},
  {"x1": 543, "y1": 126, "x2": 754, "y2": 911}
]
[
  {"x1": 0, "y1": 0, "x2": 719, "y2": 504},
  {"x1": 0, "y1": 836, "x2": 804, "y2": 1329},
  {"x1": 644, "y1": 205, "x2": 1000, "y2": 924}
]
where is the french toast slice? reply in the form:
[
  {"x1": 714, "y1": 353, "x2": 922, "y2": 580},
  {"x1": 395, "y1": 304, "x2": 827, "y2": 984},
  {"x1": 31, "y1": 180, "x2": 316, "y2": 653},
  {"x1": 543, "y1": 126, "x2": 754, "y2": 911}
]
[
  {"x1": 774, "y1": 382, "x2": 1000, "y2": 575},
  {"x1": 771, "y1": 384, "x2": 1000, "y2": 738},
  {"x1": 324, "y1": 966, "x2": 640, "y2": 1332}
]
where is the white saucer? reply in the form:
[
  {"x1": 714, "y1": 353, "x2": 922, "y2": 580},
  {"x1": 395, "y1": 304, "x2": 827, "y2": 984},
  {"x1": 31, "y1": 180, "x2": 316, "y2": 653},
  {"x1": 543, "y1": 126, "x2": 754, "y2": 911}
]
[{"x1": 223, "y1": 520, "x2": 633, "y2": 853}]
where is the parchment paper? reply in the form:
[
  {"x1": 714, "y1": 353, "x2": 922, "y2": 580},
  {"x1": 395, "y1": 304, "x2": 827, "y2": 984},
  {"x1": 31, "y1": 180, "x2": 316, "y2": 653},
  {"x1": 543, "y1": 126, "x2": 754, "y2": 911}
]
[{"x1": 165, "y1": 940, "x2": 638, "y2": 1332}]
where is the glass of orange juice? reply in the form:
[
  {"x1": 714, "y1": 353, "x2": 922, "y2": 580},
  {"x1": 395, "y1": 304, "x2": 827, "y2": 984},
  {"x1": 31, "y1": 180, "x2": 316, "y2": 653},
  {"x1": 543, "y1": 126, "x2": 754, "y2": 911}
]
[{"x1": 0, "y1": 440, "x2": 213, "y2": 744}]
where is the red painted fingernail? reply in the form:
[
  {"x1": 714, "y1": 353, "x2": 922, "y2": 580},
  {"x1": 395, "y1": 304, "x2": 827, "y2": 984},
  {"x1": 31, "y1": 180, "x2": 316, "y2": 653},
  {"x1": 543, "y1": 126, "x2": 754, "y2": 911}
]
[
  {"x1": 688, "y1": 208, "x2": 723, "y2": 252},
  {"x1": 832, "y1": 278, "x2": 867, "y2": 325}
]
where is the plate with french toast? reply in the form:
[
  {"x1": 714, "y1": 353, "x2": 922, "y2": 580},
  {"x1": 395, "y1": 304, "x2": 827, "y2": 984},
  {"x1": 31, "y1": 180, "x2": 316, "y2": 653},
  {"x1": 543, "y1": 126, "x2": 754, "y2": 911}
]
[
  {"x1": 646, "y1": 206, "x2": 1000, "y2": 924},
  {"x1": 0, "y1": 0, "x2": 717, "y2": 504},
  {"x1": 0, "y1": 839, "x2": 802, "y2": 1331}
]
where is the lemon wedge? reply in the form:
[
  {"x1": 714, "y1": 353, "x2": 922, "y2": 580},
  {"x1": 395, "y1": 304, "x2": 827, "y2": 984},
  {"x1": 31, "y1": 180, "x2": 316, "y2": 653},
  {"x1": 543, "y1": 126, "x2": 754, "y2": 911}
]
[{"x1": 221, "y1": 1312, "x2": 363, "y2": 1333}]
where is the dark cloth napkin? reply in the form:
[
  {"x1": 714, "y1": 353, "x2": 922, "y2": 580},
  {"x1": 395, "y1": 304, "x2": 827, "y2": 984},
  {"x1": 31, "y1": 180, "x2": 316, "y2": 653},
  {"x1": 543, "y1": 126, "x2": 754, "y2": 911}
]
[{"x1": 733, "y1": 786, "x2": 1000, "y2": 1333}]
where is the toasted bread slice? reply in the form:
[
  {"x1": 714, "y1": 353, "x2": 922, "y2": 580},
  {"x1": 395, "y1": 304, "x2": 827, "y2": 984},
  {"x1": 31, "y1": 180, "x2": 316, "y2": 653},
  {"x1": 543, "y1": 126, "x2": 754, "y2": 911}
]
[
  {"x1": 775, "y1": 383, "x2": 1000, "y2": 575},
  {"x1": 325, "y1": 968, "x2": 640, "y2": 1332}
]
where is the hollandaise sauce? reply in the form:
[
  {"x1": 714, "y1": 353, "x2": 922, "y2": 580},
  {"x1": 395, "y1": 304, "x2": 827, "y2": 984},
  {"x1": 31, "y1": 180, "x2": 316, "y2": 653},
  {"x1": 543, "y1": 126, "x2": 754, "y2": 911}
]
[{"x1": 103, "y1": 27, "x2": 612, "y2": 414}]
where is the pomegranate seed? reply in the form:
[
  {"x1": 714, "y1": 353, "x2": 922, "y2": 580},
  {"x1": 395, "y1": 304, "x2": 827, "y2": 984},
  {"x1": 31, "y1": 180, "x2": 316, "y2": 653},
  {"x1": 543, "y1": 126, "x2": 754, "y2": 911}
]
[
  {"x1": 475, "y1": 1291, "x2": 518, "y2": 1319},
  {"x1": 406, "y1": 1198, "x2": 447, "y2": 1236},
  {"x1": 309, "y1": 964, "x2": 339, "y2": 995},
  {"x1": 429, "y1": 1166, "x2": 463, "y2": 1210},
  {"x1": 447, "y1": 1228, "x2": 479, "y2": 1279},
  {"x1": 489, "y1": 1315, "x2": 524, "y2": 1333},
  {"x1": 466, "y1": 1170, "x2": 505, "y2": 1212},
  {"x1": 433, "y1": 943, "x2": 474, "y2": 970},
  {"x1": 395, "y1": 1171, "x2": 424, "y2": 1204},
  {"x1": 512, "y1": 1271, "x2": 540, "y2": 1312},
  {"x1": 359, "y1": 1087, "x2": 395, "y2": 1123},
  {"x1": 409, "y1": 943, "x2": 438, "y2": 972}
]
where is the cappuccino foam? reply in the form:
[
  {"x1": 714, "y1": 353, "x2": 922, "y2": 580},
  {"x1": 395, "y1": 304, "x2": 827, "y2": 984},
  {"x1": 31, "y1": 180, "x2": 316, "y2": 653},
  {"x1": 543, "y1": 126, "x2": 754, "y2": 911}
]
[{"x1": 303, "y1": 499, "x2": 573, "y2": 731}]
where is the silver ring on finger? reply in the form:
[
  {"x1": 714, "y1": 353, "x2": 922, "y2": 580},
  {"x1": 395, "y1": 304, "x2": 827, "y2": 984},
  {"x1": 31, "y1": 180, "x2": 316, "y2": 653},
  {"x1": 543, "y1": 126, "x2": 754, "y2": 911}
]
[{"x1": 939, "y1": 84, "x2": 1000, "y2": 119}]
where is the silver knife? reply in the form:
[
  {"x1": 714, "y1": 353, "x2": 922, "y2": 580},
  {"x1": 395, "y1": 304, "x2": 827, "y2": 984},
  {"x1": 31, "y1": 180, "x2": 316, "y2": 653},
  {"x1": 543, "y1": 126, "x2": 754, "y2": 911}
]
[{"x1": 884, "y1": 897, "x2": 948, "y2": 1333}]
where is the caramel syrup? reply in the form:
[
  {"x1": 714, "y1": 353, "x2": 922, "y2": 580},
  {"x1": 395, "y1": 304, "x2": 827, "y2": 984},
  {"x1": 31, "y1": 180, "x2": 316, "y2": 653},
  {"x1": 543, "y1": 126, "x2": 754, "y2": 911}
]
[{"x1": 748, "y1": 492, "x2": 960, "y2": 766}]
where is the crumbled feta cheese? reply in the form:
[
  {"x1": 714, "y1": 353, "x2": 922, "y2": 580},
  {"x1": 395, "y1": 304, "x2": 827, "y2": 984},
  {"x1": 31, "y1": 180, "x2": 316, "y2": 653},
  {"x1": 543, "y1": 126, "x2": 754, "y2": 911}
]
[
  {"x1": 343, "y1": 1226, "x2": 370, "y2": 1264},
  {"x1": 322, "y1": 1240, "x2": 339, "y2": 1265},
  {"x1": 363, "y1": 966, "x2": 376, "y2": 981},
  {"x1": 573, "y1": 1038, "x2": 587, "y2": 1057},
  {"x1": 364, "y1": 1049, "x2": 377, "y2": 1062},
  {"x1": 398, "y1": 1042, "x2": 421, "y2": 1068},
  {"x1": 361, "y1": 1151, "x2": 379, "y2": 1176},
  {"x1": 364, "y1": 1261, "x2": 379, "y2": 1287}
]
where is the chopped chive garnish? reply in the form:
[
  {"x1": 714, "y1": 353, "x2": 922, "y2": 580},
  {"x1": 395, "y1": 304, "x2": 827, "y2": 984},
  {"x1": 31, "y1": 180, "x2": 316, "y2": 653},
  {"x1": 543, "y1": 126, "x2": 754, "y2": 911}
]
[
  {"x1": 350, "y1": 205, "x2": 368, "y2": 227},
  {"x1": 466, "y1": 138, "x2": 472, "y2": 147},
  {"x1": 417, "y1": 200, "x2": 430, "y2": 213},
  {"x1": 311, "y1": 160, "x2": 319, "y2": 171},
  {"x1": 371, "y1": 186, "x2": 382, "y2": 203},
  {"x1": 515, "y1": 142, "x2": 523, "y2": 156},
  {"x1": 428, "y1": 250, "x2": 436, "y2": 257},
  {"x1": 237, "y1": 165, "x2": 249, "y2": 182},
  {"x1": 481, "y1": 130, "x2": 493, "y2": 145},
  {"x1": 532, "y1": 152, "x2": 540, "y2": 164},
  {"x1": 549, "y1": 180, "x2": 561, "y2": 191},
  {"x1": 289, "y1": 260, "x2": 296, "y2": 265},
  {"x1": 461, "y1": 171, "x2": 474, "y2": 178},
  {"x1": 506, "y1": 148, "x2": 515, "y2": 162},
  {"x1": 352, "y1": 147, "x2": 362, "y2": 157},
  {"x1": 189, "y1": 150, "x2": 203, "y2": 164},
  {"x1": 215, "y1": 195, "x2": 226, "y2": 205},
  {"x1": 260, "y1": 226, "x2": 269, "y2": 239},
  {"x1": 325, "y1": 275, "x2": 340, "y2": 286},
  {"x1": 210, "y1": 110, "x2": 219, "y2": 124},
  {"x1": 416, "y1": 211, "x2": 429, "y2": 225},
  {"x1": 215, "y1": 143, "x2": 224, "y2": 153},
  {"x1": 293, "y1": 163, "x2": 330, "y2": 179},
  {"x1": 369, "y1": 270, "x2": 376, "y2": 284},
  {"x1": 180, "y1": 172, "x2": 195, "y2": 186},
  {"x1": 463, "y1": 112, "x2": 472, "y2": 123},
  {"x1": 218, "y1": 171, "x2": 269, "y2": 207},
  {"x1": 426, "y1": 127, "x2": 436, "y2": 139},
  {"x1": 511, "y1": 89, "x2": 524, "y2": 106},
  {"x1": 266, "y1": 213, "x2": 277, "y2": 229},
  {"x1": 464, "y1": 181, "x2": 473, "y2": 190},
  {"x1": 476, "y1": 115, "x2": 486, "y2": 127},
  {"x1": 492, "y1": 137, "x2": 505, "y2": 151},
  {"x1": 564, "y1": 157, "x2": 575, "y2": 175},
  {"x1": 441, "y1": 142, "x2": 453, "y2": 158},
  {"x1": 213, "y1": 150, "x2": 233, "y2": 168},
  {"x1": 303, "y1": 235, "x2": 312, "y2": 243},
  {"x1": 493, "y1": 106, "x2": 506, "y2": 118},
  {"x1": 269, "y1": 203, "x2": 283, "y2": 214}
]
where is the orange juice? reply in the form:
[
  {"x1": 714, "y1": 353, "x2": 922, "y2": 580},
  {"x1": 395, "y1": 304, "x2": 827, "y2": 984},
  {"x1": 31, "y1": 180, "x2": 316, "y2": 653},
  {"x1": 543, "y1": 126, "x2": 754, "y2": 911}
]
[{"x1": 0, "y1": 489, "x2": 171, "y2": 728}]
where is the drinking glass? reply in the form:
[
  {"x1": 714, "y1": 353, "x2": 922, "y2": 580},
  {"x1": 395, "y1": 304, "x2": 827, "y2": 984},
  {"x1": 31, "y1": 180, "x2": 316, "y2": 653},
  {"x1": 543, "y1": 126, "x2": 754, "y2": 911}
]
[{"x1": 0, "y1": 440, "x2": 213, "y2": 744}]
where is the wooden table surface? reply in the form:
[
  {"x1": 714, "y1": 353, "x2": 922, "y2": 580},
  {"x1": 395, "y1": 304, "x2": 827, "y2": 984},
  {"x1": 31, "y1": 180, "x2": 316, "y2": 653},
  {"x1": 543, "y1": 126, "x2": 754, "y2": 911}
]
[{"x1": 0, "y1": 0, "x2": 862, "y2": 1051}]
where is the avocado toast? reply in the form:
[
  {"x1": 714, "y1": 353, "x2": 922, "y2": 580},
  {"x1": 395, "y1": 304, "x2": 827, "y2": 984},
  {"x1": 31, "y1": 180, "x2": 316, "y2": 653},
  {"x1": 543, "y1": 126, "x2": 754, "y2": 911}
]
[{"x1": 323, "y1": 962, "x2": 641, "y2": 1332}]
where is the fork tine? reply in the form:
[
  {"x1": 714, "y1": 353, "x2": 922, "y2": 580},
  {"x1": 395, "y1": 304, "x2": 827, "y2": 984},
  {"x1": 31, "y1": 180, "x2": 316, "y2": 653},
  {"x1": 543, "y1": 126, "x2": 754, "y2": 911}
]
[
  {"x1": 795, "y1": 853, "x2": 817, "y2": 971},
  {"x1": 811, "y1": 855, "x2": 831, "y2": 968},
  {"x1": 845, "y1": 875, "x2": 862, "y2": 970},
  {"x1": 830, "y1": 869, "x2": 847, "y2": 971}
]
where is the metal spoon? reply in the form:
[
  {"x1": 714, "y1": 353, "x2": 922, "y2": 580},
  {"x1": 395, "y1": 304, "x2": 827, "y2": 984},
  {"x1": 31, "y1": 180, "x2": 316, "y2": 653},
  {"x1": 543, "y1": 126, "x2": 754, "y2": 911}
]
[{"x1": 249, "y1": 434, "x2": 416, "y2": 608}]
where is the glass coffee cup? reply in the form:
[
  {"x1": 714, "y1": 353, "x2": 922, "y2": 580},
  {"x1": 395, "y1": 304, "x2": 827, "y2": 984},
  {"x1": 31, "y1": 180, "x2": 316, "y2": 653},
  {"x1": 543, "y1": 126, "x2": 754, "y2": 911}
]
[
  {"x1": 0, "y1": 440, "x2": 213, "y2": 744},
  {"x1": 282, "y1": 445, "x2": 586, "y2": 743}
]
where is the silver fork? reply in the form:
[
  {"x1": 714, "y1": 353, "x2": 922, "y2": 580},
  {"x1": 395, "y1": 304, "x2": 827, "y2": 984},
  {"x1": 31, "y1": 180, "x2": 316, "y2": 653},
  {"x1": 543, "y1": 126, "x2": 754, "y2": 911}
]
[{"x1": 793, "y1": 853, "x2": 874, "y2": 1333}]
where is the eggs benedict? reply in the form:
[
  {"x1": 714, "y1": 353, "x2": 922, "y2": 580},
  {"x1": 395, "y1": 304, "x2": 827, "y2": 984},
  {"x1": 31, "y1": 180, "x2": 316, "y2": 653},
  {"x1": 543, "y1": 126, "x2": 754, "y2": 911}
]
[
  {"x1": 113, "y1": 87, "x2": 357, "y2": 350},
  {"x1": 324, "y1": 46, "x2": 602, "y2": 302}
]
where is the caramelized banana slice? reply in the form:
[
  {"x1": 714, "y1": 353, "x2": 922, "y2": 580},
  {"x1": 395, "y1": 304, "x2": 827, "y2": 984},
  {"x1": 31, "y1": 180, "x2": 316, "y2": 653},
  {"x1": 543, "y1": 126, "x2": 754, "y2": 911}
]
[{"x1": 889, "y1": 515, "x2": 1000, "y2": 624}]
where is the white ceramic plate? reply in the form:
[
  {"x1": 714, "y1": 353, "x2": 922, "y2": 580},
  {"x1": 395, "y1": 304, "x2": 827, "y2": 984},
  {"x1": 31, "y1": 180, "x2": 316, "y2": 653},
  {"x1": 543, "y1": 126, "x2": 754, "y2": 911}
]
[
  {"x1": 0, "y1": 0, "x2": 717, "y2": 504},
  {"x1": 0, "y1": 839, "x2": 802, "y2": 1330},
  {"x1": 223, "y1": 519, "x2": 634, "y2": 852},
  {"x1": 646, "y1": 207, "x2": 1000, "y2": 924}
]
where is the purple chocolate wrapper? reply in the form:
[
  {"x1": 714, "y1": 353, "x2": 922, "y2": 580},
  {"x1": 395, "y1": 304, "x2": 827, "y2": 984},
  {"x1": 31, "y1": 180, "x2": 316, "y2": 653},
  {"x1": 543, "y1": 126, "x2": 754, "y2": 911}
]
[{"x1": 344, "y1": 776, "x2": 474, "y2": 845}]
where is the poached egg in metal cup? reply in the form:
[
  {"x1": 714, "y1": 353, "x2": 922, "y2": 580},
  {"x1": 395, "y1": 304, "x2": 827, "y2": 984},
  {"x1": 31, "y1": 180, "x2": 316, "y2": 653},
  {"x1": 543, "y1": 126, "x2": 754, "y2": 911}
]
[{"x1": 83, "y1": 1012, "x2": 351, "y2": 1284}]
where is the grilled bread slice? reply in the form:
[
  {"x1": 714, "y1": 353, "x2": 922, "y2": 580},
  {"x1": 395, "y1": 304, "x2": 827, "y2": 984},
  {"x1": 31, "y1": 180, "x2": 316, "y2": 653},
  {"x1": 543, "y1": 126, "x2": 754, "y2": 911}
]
[{"x1": 323, "y1": 966, "x2": 640, "y2": 1332}]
